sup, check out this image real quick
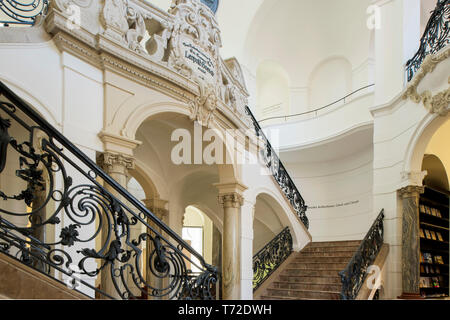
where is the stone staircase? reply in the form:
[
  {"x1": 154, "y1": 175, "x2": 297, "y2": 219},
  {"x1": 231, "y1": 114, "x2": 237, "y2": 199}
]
[{"x1": 258, "y1": 240, "x2": 361, "y2": 300}]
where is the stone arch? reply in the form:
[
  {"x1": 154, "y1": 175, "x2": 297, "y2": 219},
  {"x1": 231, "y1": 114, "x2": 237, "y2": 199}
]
[
  {"x1": 403, "y1": 113, "x2": 449, "y2": 178},
  {"x1": 0, "y1": 76, "x2": 59, "y2": 127},
  {"x1": 125, "y1": 104, "x2": 240, "y2": 184},
  {"x1": 128, "y1": 161, "x2": 160, "y2": 200},
  {"x1": 250, "y1": 186, "x2": 311, "y2": 252},
  {"x1": 123, "y1": 101, "x2": 191, "y2": 141}
]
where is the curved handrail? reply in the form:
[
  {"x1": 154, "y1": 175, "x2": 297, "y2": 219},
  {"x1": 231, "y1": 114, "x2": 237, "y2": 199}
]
[
  {"x1": 245, "y1": 106, "x2": 308, "y2": 229},
  {"x1": 0, "y1": 80, "x2": 217, "y2": 300},
  {"x1": 339, "y1": 209, "x2": 385, "y2": 300},
  {"x1": 258, "y1": 84, "x2": 375, "y2": 124}
]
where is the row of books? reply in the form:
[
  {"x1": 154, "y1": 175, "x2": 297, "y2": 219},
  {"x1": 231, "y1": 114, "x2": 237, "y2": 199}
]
[
  {"x1": 420, "y1": 228, "x2": 445, "y2": 242},
  {"x1": 419, "y1": 276, "x2": 444, "y2": 288},
  {"x1": 420, "y1": 204, "x2": 443, "y2": 218},
  {"x1": 421, "y1": 264, "x2": 444, "y2": 275},
  {"x1": 420, "y1": 252, "x2": 445, "y2": 265}
]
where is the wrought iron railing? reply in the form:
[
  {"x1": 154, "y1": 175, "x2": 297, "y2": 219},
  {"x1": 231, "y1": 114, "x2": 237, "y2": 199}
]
[
  {"x1": 0, "y1": 81, "x2": 218, "y2": 300},
  {"x1": 406, "y1": 0, "x2": 449, "y2": 82},
  {"x1": 339, "y1": 209, "x2": 385, "y2": 300},
  {"x1": 0, "y1": 0, "x2": 49, "y2": 26},
  {"x1": 245, "y1": 106, "x2": 308, "y2": 229},
  {"x1": 253, "y1": 227, "x2": 293, "y2": 291}
]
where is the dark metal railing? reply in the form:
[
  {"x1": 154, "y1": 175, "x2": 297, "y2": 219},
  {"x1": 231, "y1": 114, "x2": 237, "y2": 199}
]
[
  {"x1": 259, "y1": 84, "x2": 375, "y2": 124},
  {"x1": 339, "y1": 209, "x2": 385, "y2": 300},
  {"x1": 245, "y1": 106, "x2": 309, "y2": 229},
  {"x1": 0, "y1": 81, "x2": 218, "y2": 300},
  {"x1": 406, "y1": 0, "x2": 449, "y2": 82},
  {"x1": 0, "y1": 0, "x2": 49, "y2": 26},
  {"x1": 253, "y1": 227, "x2": 293, "y2": 291}
]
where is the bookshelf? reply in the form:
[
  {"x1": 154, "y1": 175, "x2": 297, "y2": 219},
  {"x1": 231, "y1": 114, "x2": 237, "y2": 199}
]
[{"x1": 419, "y1": 186, "x2": 450, "y2": 299}]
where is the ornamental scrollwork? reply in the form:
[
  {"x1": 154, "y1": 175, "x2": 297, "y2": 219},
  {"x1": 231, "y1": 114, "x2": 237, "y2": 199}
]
[
  {"x1": 0, "y1": 81, "x2": 218, "y2": 300},
  {"x1": 339, "y1": 210, "x2": 384, "y2": 300},
  {"x1": 253, "y1": 227, "x2": 293, "y2": 291}
]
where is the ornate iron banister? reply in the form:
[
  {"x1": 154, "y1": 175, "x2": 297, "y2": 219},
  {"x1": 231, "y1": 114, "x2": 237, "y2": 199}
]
[
  {"x1": 406, "y1": 0, "x2": 449, "y2": 82},
  {"x1": 339, "y1": 209, "x2": 385, "y2": 300},
  {"x1": 245, "y1": 106, "x2": 309, "y2": 229},
  {"x1": 0, "y1": 81, "x2": 218, "y2": 300},
  {"x1": 0, "y1": 0, "x2": 49, "y2": 26},
  {"x1": 253, "y1": 227, "x2": 293, "y2": 291}
]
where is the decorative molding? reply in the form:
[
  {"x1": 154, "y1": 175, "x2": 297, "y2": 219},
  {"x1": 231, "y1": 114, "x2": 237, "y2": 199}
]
[
  {"x1": 421, "y1": 77, "x2": 450, "y2": 116},
  {"x1": 398, "y1": 185, "x2": 425, "y2": 199},
  {"x1": 189, "y1": 82, "x2": 218, "y2": 128},
  {"x1": 98, "y1": 131, "x2": 142, "y2": 156},
  {"x1": 45, "y1": 0, "x2": 252, "y2": 131},
  {"x1": 400, "y1": 171, "x2": 428, "y2": 187},
  {"x1": 218, "y1": 193, "x2": 244, "y2": 209},
  {"x1": 403, "y1": 48, "x2": 450, "y2": 116},
  {"x1": 97, "y1": 151, "x2": 135, "y2": 172}
]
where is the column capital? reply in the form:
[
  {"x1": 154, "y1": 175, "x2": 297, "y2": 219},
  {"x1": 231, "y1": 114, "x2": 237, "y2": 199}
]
[
  {"x1": 218, "y1": 193, "x2": 244, "y2": 209},
  {"x1": 98, "y1": 152, "x2": 135, "y2": 170},
  {"x1": 398, "y1": 185, "x2": 425, "y2": 199}
]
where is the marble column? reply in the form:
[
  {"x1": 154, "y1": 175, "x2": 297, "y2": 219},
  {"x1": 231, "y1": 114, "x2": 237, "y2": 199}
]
[
  {"x1": 218, "y1": 192, "x2": 244, "y2": 300},
  {"x1": 97, "y1": 151, "x2": 135, "y2": 299},
  {"x1": 398, "y1": 185, "x2": 424, "y2": 299},
  {"x1": 143, "y1": 198, "x2": 168, "y2": 300}
]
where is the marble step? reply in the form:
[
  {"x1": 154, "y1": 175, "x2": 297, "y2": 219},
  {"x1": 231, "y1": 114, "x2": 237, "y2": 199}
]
[
  {"x1": 265, "y1": 288, "x2": 341, "y2": 300},
  {"x1": 297, "y1": 250, "x2": 356, "y2": 257},
  {"x1": 293, "y1": 256, "x2": 351, "y2": 263},
  {"x1": 271, "y1": 281, "x2": 342, "y2": 292},
  {"x1": 282, "y1": 268, "x2": 342, "y2": 277},
  {"x1": 301, "y1": 245, "x2": 360, "y2": 253},
  {"x1": 278, "y1": 274, "x2": 342, "y2": 285},
  {"x1": 306, "y1": 241, "x2": 361, "y2": 248},
  {"x1": 287, "y1": 262, "x2": 348, "y2": 270}
]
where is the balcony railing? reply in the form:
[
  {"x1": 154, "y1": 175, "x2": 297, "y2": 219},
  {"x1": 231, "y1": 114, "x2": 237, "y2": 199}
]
[
  {"x1": 0, "y1": 0, "x2": 49, "y2": 26},
  {"x1": 258, "y1": 84, "x2": 375, "y2": 124},
  {"x1": 253, "y1": 227, "x2": 293, "y2": 291},
  {"x1": 339, "y1": 210, "x2": 385, "y2": 300},
  {"x1": 245, "y1": 106, "x2": 309, "y2": 229},
  {"x1": 406, "y1": 0, "x2": 449, "y2": 82},
  {"x1": 0, "y1": 81, "x2": 218, "y2": 300}
]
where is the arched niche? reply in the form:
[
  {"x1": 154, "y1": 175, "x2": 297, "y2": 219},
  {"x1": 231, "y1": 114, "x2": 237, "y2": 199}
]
[
  {"x1": 308, "y1": 56, "x2": 352, "y2": 110},
  {"x1": 256, "y1": 60, "x2": 291, "y2": 119}
]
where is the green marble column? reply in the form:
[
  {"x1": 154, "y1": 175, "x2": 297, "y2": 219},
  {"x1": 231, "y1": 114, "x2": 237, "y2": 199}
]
[{"x1": 399, "y1": 185, "x2": 424, "y2": 298}]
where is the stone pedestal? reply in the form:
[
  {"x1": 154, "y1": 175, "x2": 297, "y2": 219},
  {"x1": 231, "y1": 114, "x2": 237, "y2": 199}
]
[{"x1": 398, "y1": 185, "x2": 424, "y2": 299}]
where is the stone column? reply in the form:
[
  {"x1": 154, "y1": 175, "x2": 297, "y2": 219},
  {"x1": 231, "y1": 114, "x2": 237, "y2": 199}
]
[
  {"x1": 218, "y1": 192, "x2": 244, "y2": 300},
  {"x1": 398, "y1": 185, "x2": 424, "y2": 299},
  {"x1": 143, "y1": 198, "x2": 168, "y2": 300},
  {"x1": 240, "y1": 199, "x2": 256, "y2": 300},
  {"x1": 97, "y1": 151, "x2": 135, "y2": 299}
]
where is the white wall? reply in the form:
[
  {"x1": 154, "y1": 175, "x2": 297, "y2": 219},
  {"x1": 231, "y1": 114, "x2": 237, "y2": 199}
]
[{"x1": 283, "y1": 146, "x2": 374, "y2": 242}]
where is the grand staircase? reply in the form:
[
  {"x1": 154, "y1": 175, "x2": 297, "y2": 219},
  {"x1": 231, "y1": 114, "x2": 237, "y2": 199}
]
[{"x1": 258, "y1": 240, "x2": 361, "y2": 300}]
